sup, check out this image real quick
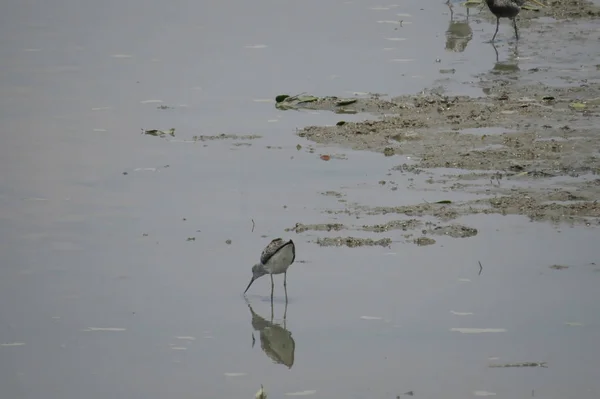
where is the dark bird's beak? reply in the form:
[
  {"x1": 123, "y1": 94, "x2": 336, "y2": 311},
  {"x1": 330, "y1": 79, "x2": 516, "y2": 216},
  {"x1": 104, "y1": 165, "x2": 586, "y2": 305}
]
[{"x1": 244, "y1": 277, "x2": 256, "y2": 294}]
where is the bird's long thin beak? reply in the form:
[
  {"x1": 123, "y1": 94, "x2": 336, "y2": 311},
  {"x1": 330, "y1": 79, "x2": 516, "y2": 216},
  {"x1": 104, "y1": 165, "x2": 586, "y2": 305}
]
[
  {"x1": 244, "y1": 277, "x2": 256, "y2": 294},
  {"x1": 528, "y1": 0, "x2": 545, "y2": 7}
]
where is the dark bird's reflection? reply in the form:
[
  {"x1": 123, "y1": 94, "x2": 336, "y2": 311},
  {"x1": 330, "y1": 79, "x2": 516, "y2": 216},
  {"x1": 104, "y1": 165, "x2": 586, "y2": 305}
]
[
  {"x1": 491, "y1": 42, "x2": 520, "y2": 73},
  {"x1": 445, "y1": 0, "x2": 473, "y2": 53},
  {"x1": 246, "y1": 298, "x2": 295, "y2": 369}
]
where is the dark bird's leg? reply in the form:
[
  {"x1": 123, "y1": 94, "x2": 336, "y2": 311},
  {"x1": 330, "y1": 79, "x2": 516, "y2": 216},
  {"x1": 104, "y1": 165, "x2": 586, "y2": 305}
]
[
  {"x1": 492, "y1": 42, "x2": 499, "y2": 63},
  {"x1": 492, "y1": 17, "x2": 500, "y2": 42},
  {"x1": 270, "y1": 274, "x2": 274, "y2": 302},
  {"x1": 512, "y1": 17, "x2": 519, "y2": 40},
  {"x1": 283, "y1": 294, "x2": 288, "y2": 326},
  {"x1": 283, "y1": 272, "x2": 288, "y2": 301}
]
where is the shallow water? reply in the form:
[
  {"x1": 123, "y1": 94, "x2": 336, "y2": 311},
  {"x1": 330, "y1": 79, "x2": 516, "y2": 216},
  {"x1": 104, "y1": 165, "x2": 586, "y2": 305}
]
[{"x1": 1, "y1": 1, "x2": 599, "y2": 399}]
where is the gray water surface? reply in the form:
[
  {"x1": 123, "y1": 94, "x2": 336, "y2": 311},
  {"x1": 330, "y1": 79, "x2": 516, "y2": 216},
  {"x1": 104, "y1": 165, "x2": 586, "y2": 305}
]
[{"x1": 1, "y1": 1, "x2": 599, "y2": 399}]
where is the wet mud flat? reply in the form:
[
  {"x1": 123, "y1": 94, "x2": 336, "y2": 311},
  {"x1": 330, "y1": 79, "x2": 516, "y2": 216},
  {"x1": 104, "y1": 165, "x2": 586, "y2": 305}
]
[{"x1": 283, "y1": 1, "x2": 600, "y2": 246}]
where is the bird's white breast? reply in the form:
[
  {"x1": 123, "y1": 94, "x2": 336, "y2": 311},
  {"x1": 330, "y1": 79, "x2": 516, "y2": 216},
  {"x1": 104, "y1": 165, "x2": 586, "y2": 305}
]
[{"x1": 264, "y1": 244, "x2": 294, "y2": 274}]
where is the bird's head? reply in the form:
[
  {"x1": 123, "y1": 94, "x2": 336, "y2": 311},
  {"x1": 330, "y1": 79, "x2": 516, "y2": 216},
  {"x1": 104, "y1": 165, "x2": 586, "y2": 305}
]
[{"x1": 244, "y1": 263, "x2": 267, "y2": 294}]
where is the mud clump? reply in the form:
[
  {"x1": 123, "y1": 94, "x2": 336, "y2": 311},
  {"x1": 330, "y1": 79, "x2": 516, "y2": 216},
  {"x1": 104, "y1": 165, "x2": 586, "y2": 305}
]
[
  {"x1": 483, "y1": 194, "x2": 600, "y2": 222},
  {"x1": 293, "y1": 83, "x2": 600, "y2": 228},
  {"x1": 352, "y1": 192, "x2": 600, "y2": 225},
  {"x1": 414, "y1": 237, "x2": 436, "y2": 246},
  {"x1": 316, "y1": 237, "x2": 392, "y2": 248},
  {"x1": 321, "y1": 191, "x2": 345, "y2": 198},
  {"x1": 192, "y1": 133, "x2": 262, "y2": 141},
  {"x1": 541, "y1": 0, "x2": 600, "y2": 19},
  {"x1": 365, "y1": 203, "x2": 459, "y2": 221},
  {"x1": 361, "y1": 219, "x2": 422, "y2": 232},
  {"x1": 287, "y1": 219, "x2": 482, "y2": 246},
  {"x1": 286, "y1": 223, "x2": 346, "y2": 233},
  {"x1": 297, "y1": 87, "x2": 600, "y2": 178},
  {"x1": 429, "y1": 225, "x2": 478, "y2": 238}
]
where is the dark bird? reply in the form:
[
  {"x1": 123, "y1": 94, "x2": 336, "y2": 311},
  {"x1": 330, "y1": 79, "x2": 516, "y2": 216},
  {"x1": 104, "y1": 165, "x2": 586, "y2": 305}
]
[
  {"x1": 244, "y1": 238, "x2": 295, "y2": 300},
  {"x1": 484, "y1": 0, "x2": 545, "y2": 42}
]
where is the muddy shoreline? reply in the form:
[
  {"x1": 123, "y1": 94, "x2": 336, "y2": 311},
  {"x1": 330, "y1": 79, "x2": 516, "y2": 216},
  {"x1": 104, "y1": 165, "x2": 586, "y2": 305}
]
[{"x1": 277, "y1": 1, "x2": 600, "y2": 246}]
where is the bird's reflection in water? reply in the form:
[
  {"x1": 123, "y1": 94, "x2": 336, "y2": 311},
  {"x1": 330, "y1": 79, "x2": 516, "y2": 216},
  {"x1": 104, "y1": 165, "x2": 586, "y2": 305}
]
[
  {"x1": 246, "y1": 297, "x2": 295, "y2": 369},
  {"x1": 445, "y1": 0, "x2": 473, "y2": 52},
  {"x1": 491, "y1": 42, "x2": 520, "y2": 73}
]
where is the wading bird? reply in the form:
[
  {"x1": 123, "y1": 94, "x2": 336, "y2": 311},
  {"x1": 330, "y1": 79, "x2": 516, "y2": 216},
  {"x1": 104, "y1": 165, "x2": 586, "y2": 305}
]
[
  {"x1": 244, "y1": 238, "x2": 296, "y2": 300},
  {"x1": 484, "y1": 0, "x2": 545, "y2": 42}
]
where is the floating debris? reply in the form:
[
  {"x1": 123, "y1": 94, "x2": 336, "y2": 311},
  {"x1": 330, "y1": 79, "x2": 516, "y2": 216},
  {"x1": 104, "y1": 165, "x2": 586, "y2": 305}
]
[
  {"x1": 224, "y1": 372, "x2": 246, "y2": 377},
  {"x1": 336, "y1": 99, "x2": 357, "y2": 106},
  {"x1": 274, "y1": 93, "x2": 319, "y2": 110},
  {"x1": 473, "y1": 391, "x2": 496, "y2": 397},
  {"x1": 489, "y1": 361, "x2": 547, "y2": 368},
  {"x1": 1, "y1": 343, "x2": 25, "y2": 347},
  {"x1": 360, "y1": 316, "x2": 383, "y2": 320},
  {"x1": 549, "y1": 264, "x2": 569, "y2": 270},
  {"x1": 451, "y1": 328, "x2": 506, "y2": 334},
  {"x1": 565, "y1": 322, "x2": 584, "y2": 326},
  {"x1": 142, "y1": 128, "x2": 175, "y2": 138},
  {"x1": 450, "y1": 311, "x2": 473, "y2": 316},
  {"x1": 285, "y1": 391, "x2": 316, "y2": 396}
]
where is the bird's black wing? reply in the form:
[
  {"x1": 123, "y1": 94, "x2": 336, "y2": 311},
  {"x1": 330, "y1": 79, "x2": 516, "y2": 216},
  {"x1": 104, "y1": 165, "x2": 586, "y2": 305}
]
[{"x1": 260, "y1": 238, "x2": 284, "y2": 264}]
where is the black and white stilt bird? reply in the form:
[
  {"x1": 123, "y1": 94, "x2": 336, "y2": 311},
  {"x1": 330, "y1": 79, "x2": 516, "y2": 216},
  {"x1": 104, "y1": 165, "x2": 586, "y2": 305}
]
[{"x1": 244, "y1": 238, "x2": 295, "y2": 300}]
